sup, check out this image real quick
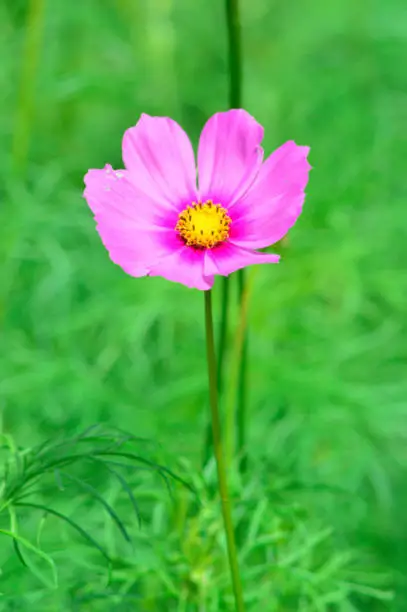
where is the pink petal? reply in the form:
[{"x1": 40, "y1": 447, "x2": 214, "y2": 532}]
[
  {"x1": 204, "y1": 243, "x2": 280, "y2": 278},
  {"x1": 84, "y1": 165, "x2": 178, "y2": 277},
  {"x1": 84, "y1": 165, "x2": 168, "y2": 225},
  {"x1": 122, "y1": 114, "x2": 198, "y2": 211},
  {"x1": 197, "y1": 110, "x2": 264, "y2": 207},
  {"x1": 148, "y1": 246, "x2": 213, "y2": 290},
  {"x1": 230, "y1": 141, "x2": 311, "y2": 249}
]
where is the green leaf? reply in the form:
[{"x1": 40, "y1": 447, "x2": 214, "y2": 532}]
[
  {"x1": 15, "y1": 502, "x2": 111, "y2": 561},
  {"x1": 0, "y1": 528, "x2": 57, "y2": 588},
  {"x1": 59, "y1": 471, "x2": 131, "y2": 544}
]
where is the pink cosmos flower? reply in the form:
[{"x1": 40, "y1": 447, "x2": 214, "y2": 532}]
[{"x1": 84, "y1": 110, "x2": 310, "y2": 290}]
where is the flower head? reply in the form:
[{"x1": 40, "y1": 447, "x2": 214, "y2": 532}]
[{"x1": 84, "y1": 110, "x2": 310, "y2": 290}]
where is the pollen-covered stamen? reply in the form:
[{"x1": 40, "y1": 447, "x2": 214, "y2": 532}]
[{"x1": 175, "y1": 200, "x2": 231, "y2": 249}]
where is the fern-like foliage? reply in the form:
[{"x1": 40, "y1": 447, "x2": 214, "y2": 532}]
[{"x1": 0, "y1": 426, "x2": 193, "y2": 587}]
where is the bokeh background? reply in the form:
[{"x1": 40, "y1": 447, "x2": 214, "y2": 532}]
[{"x1": 1, "y1": 0, "x2": 407, "y2": 610}]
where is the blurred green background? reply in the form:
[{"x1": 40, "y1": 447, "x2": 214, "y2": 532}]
[{"x1": 1, "y1": 0, "x2": 407, "y2": 610}]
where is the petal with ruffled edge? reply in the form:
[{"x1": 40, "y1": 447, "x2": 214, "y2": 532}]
[
  {"x1": 122, "y1": 114, "x2": 198, "y2": 210},
  {"x1": 230, "y1": 141, "x2": 311, "y2": 249},
  {"x1": 198, "y1": 110, "x2": 264, "y2": 207},
  {"x1": 204, "y1": 243, "x2": 280, "y2": 278},
  {"x1": 148, "y1": 246, "x2": 213, "y2": 290},
  {"x1": 84, "y1": 165, "x2": 166, "y2": 222},
  {"x1": 84, "y1": 165, "x2": 178, "y2": 277}
]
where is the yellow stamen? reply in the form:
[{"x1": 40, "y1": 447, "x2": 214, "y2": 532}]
[{"x1": 175, "y1": 200, "x2": 231, "y2": 249}]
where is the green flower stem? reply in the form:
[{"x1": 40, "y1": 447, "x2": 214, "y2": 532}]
[{"x1": 204, "y1": 290, "x2": 245, "y2": 612}]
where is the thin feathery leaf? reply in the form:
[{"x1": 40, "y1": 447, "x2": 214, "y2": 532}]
[
  {"x1": 97, "y1": 450, "x2": 195, "y2": 495},
  {"x1": 15, "y1": 502, "x2": 111, "y2": 561},
  {"x1": 0, "y1": 528, "x2": 58, "y2": 587},
  {"x1": 59, "y1": 471, "x2": 131, "y2": 544},
  {"x1": 12, "y1": 536, "x2": 28, "y2": 567},
  {"x1": 88, "y1": 457, "x2": 142, "y2": 527}
]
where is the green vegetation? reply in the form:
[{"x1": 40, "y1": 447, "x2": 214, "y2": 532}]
[{"x1": 1, "y1": 0, "x2": 406, "y2": 609}]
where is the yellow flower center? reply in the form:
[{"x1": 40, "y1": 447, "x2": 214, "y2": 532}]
[{"x1": 175, "y1": 201, "x2": 231, "y2": 249}]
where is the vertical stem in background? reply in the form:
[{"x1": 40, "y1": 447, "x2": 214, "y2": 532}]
[
  {"x1": 202, "y1": 0, "x2": 243, "y2": 467},
  {"x1": 202, "y1": 277, "x2": 230, "y2": 466},
  {"x1": 224, "y1": 270, "x2": 253, "y2": 470},
  {"x1": 226, "y1": 0, "x2": 250, "y2": 475},
  {"x1": 204, "y1": 291, "x2": 245, "y2": 612},
  {"x1": 225, "y1": 0, "x2": 242, "y2": 109},
  {"x1": 12, "y1": 0, "x2": 46, "y2": 175},
  {"x1": 223, "y1": 0, "x2": 243, "y2": 392},
  {"x1": 236, "y1": 269, "x2": 248, "y2": 473}
]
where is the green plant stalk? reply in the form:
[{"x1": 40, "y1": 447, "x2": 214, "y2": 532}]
[
  {"x1": 12, "y1": 0, "x2": 46, "y2": 175},
  {"x1": 204, "y1": 290, "x2": 245, "y2": 612},
  {"x1": 224, "y1": 269, "x2": 254, "y2": 470},
  {"x1": 225, "y1": 0, "x2": 242, "y2": 108},
  {"x1": 236, "y1": 269, "x2": 248, "y2": 473},
  {"x1": 227, "y1": 0, "x2": 249, "y2": 476},
  {"x1": 202, "y1": 0, "x2": 243, "y2": 467}
]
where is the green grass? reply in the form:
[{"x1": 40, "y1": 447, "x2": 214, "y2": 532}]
[{"x1": 1, "y1": 0, "x2": 407, "y2": 609}]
